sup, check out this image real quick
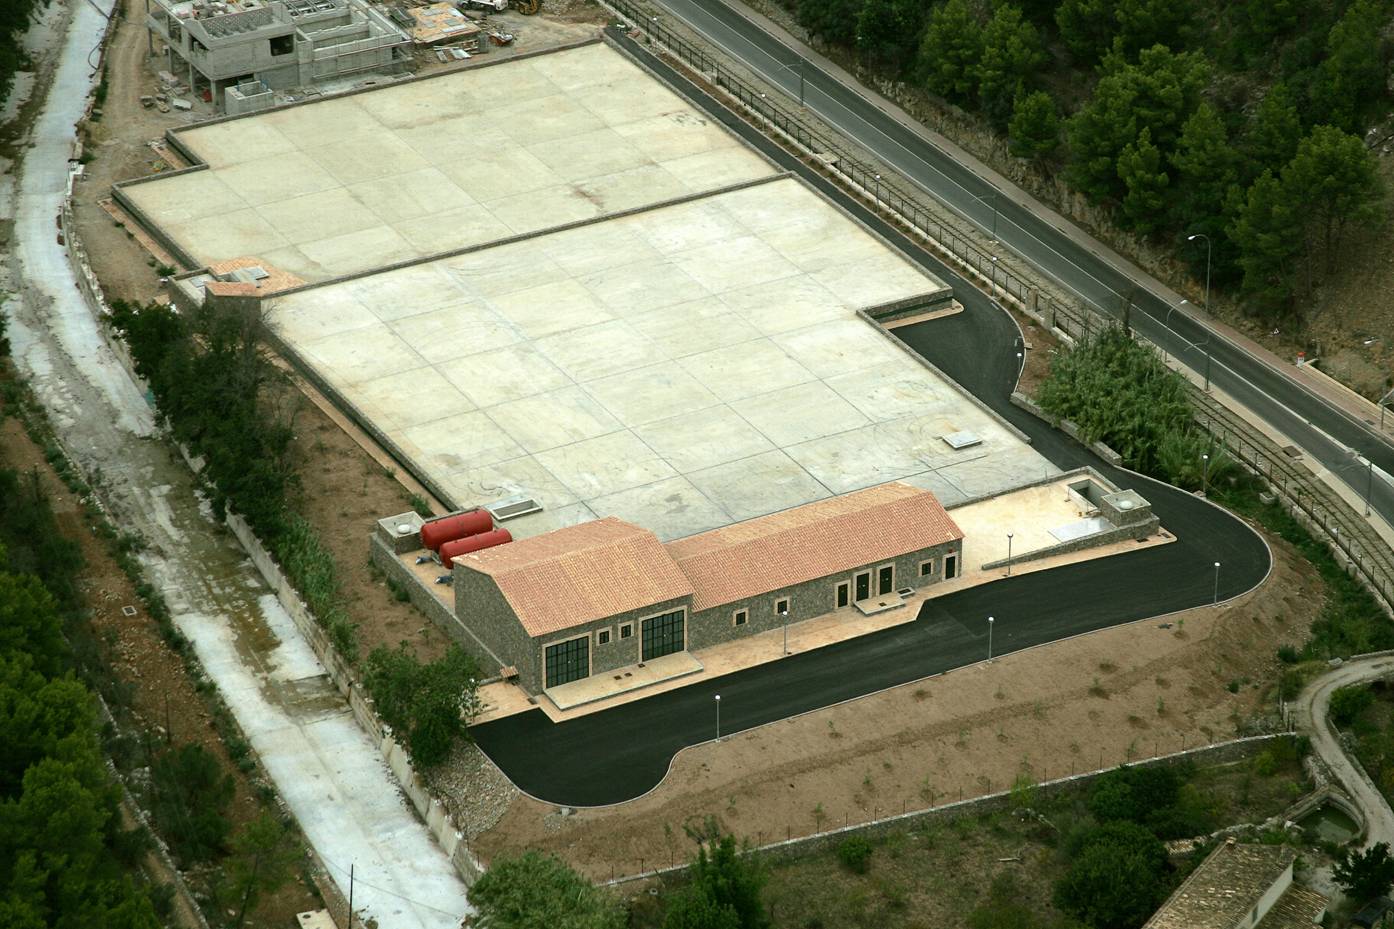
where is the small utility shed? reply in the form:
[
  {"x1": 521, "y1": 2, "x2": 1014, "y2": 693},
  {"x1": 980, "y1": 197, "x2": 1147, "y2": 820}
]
[{"x1": 449, "y1": 482, "x2": 963, "y2": 694}]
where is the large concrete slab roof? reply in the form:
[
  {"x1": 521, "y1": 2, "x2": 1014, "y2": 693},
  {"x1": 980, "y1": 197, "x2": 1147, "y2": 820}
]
[
  {"x1": 123, "y1": 43, "x2": 775, "y2": 282},
  {"x1": 265, "y1": 175, "x2": 1052, "y2": 540}
]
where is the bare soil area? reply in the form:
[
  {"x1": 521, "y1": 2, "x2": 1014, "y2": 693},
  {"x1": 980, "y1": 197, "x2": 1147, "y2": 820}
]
[
  {"x1": 474, "y1": 527, "x2": 1311, "y2": 880},
  {"x1": 0, "y1": 412, "x2": 322, "y2": 927}
]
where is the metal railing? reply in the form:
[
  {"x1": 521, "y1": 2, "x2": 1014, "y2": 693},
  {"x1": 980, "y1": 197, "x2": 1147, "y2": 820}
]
[{"x1": 609, "y1": 2, "x2": 1394, "y2": 615}]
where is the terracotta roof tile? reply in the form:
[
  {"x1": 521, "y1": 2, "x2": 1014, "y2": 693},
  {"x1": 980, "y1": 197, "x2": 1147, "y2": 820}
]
[
  {"x1": 1145, "y1": 843, "x2": 1301, "y2": 929},
  {"x1": 453, "y1": 517, "x2": 692, "y2": 638},
  {"x1": 666, "y1": 482, "x2": 963, "y2": 612}
]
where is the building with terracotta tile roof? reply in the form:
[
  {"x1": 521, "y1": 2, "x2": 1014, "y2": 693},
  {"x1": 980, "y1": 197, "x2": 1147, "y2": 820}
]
[
  {"x1": 440, "y1": 481, "x2": 963, "y2": 694},
  {"x1": 1143, "y1": 840, "x2": 1326, "y2": 929},
  {"x1": 668, "y1": 482, "x2": 964, "y2": 613}
]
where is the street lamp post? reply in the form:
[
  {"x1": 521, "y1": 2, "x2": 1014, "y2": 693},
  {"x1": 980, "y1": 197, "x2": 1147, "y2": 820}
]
[
  {"x1": 780, "y1": 606, "x2": 790, "y2": 656},
  {"x1": 1161, "y1": 299, "x2": 1187, "y2": 363},
  {"x1": 1212, "y1": 562, "x2": 1221, "y2": 605},
  {"x1": 975, "y1": 191, "x2": 998, "y2": 242},
  {"x1": 987, "y1": 616, "x2": 995, "y2": 662},
  {"x1": 1176, "y1": 335, "x2": 1213, "y2": 391},
  {"x1": 714, "y1": 694, "x2": 721, "y2": 741},
  {"x1": 1202, "y1": 453, "x2": 1210, "y2": 496},
  {"x1": 1006, "y1": 533, "x2": 1014, "y2": 577},
  {"x1": 1187, "y1": 234, "x2": 1211, "y2": 312}
]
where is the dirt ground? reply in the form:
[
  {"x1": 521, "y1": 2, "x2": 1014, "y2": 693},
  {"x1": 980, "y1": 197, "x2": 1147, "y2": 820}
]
[
  {"x1": 473, "y1": 526, "x2": 1313, "y2": 880},
  {"x1": 0, "y1": 412, "x2": 321, "y2": 927}
]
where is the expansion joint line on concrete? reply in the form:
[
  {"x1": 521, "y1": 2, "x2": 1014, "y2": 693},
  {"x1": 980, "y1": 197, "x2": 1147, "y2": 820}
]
[{"x1": 269, "y1": 169, "x2": 793, "y2": 301}]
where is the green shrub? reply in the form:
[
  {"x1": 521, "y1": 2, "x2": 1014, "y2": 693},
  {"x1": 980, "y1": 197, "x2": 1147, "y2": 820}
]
[
  {"x1": 837, "y1": 836, "x2": 873, "y2": 874},
  {"x1": 150, "y1": 743, "x2": 235, "y2": 864},
  {"x1": 1331, "y1": 685, "x2": 1374, "y2": 728},
  {"x1": 363, "y1": 643, "x2": 481, "y2": 766}
]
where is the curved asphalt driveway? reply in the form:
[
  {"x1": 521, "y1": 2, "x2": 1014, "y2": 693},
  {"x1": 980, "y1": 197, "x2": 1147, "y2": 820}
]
[
  {"x1": 1296, "y1": 656, "x2": 1394, "y2": 850},
  {"x1": 646, "y1": 0, "x2": 1394, "y2": 525},
  {"x1": 466, "y1": 32, "x2": 1271, "y2": 808}
]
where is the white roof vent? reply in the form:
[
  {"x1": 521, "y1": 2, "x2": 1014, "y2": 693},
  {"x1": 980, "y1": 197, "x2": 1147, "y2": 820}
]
[{"x1": 941, "y1": 431, "x2": 982, "y2": 450}]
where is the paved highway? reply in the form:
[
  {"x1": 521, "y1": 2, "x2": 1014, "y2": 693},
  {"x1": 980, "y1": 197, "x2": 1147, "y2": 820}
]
[
  {"x1": 643, "y1": 0, "x2": 1394, "y2": 527},
  {"x1": 468, "y1": 31, "x2": 1272, "y2": 807}
]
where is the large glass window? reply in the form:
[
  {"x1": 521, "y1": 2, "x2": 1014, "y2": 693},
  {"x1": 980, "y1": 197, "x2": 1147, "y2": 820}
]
[
  {"x1": 641, "y1": 610, "x2": 685, "y2": 661},
  {"x1": 545, "y1": 636, "x2": 589, "y2": 688}
]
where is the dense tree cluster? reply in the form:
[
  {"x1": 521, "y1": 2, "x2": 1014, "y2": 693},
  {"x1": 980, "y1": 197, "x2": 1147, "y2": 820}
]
[
  {"x1": 789, "y1": 0, "x2": 1390, "y2": 322},
  {"x1": 0, "y1": 0, "x2": 45, "y2": 106},
  {"x1": 362, "y1": 643, "x2": 482, "y2": 767},
  {"x1": 0, "y1": 474, "x2": 162, "y2": 928},
  {"x1": 1036, "y1": 326, "x2": 1231, "y2": 489}
]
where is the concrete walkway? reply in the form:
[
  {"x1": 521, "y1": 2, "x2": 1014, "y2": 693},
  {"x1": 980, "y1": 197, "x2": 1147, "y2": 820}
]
[{"x1": 1295, "y1": 655, "x2": 1394, "y2": 850}]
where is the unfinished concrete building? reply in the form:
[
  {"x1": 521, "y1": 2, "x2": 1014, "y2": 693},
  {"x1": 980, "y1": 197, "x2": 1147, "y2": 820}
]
[{"x1": 144, "y1": 0, "x2": 410, "y2": 111}]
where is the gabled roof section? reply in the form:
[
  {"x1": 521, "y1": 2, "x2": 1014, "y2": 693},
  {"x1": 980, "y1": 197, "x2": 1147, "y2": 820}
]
[
  {"x1": 666, "y1": 482, "x2": 963, "y2": 612},
  {"x1": 453, "y1": 517, "x2": 692, "y2": 638},
  {"x1": 1144, "y1": 842, "x2": 1299, "y2": 929}
]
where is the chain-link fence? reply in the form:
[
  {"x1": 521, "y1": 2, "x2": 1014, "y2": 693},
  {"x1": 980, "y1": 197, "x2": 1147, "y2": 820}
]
[{"x1": 608, "y1": 6, "x2": 1393, "y2": 615}]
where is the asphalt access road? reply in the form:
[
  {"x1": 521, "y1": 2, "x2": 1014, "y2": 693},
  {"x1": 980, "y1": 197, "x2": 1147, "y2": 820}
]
[
  {"x1": 645, "y1": 0, "x2": 1394, "y2": 526},
  {"x1": 467, "y1": 31, "x2": 1272, "y2": 808}
]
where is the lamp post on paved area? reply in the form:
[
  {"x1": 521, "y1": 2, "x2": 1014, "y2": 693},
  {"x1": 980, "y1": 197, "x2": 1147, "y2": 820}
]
[
  {"x1": 1187, "y1": 234, "x2": 1211, "y2": 313},
  {"x1": 1006, "y1": 533, "x2": 1014, "y2": 577},
  {"x1": 1202, "y1": 453, "x2": 1210, "y2": 496},
  {"x1": 1161, "y1": 299, "x2": 1187, "y2": 363},
  {"x1": 987, "y1": 616, "x2": 994, "y2": 662},
  {"x1": 1213, "y1": 562, "x2": 1221, "y2": 605},
  {"x1": 774, "y1": 58, "x2": 806, "y2": 107},
  {"x1": 715, "y1": 694, "x2": 721, "y2": 741},
  {"x1": 781, "y1": 606, "x2": 790, "y2": 656}
]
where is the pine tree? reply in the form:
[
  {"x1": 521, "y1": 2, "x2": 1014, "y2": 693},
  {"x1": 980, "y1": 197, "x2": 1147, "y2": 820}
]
[
  {"x1": 1244, "y1": 83, "x2": 1302, "y2": 182},
  {"x1": 1170, "y1": 102, "x2": 1238, "y2": 229},
  {"x1": 855, "y1": 0, "x2": 926, "y2": 73},
  {"x1": 1118, "y1": 128, "x2": 1171, "y2": 233},
  {"x1": 795, "y1": 0, "x2": 864, "y2": 47},
  {"x1": 1009, "y1": 89, "x2": 1061, "y2": 161},
  {"x1": 1229, "y1": 169, "x2": 1302, "y2": 312},
  {"x1": 921, "y1": 0, "x2": 985, "y2": 102},
  {"x1": 1056, "y1": 0, "x2": 1119, "y2": 63},
  {"x1": 978, "y1": 4, "x2": 1048, "y2": 129},
  {"x1": 1311, "y1": 0, "x2": 1388, "y2": 134},
  {"x1": 1066, "y1": 45, "x2": 1209, "y2": 201},
  {"x1": 1113, "y1": 0, "x2": 1195, "y2": 56},
  {"x1": 1281, "y1": 124, "x2": 1385, "y2": 273}
]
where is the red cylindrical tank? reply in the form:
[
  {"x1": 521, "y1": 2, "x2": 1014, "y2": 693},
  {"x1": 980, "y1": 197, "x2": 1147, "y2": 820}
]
[
  {"x1": 440, "y1": 529, "x2": 512, "y2": 567},
  {"x1": 420, "y1": 510, "x2": 493, "y2": 551}
]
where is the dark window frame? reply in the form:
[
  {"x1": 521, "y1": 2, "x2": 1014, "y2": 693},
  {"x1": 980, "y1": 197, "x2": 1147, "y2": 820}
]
[
  {"x1": 774, "y1": 597, "x2": 790, "y2": 616},
  {"x1": 597, "y1": 628, "x2": 611, "y2": 646},
  {"x1": 733, "y1": 609, "x2": 748, "y2": 627},
  {"x1": 641, "y1": 609, "x2": 685, "y2": 661},
  {"x1": 544, "y1": 635, "x2": 589, "y2": 689},
  {"x1": 835, "y1": 581, "x2": 850, "y2": 608}
]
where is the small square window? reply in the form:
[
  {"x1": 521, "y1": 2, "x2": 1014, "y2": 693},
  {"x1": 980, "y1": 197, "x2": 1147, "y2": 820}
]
[
  {"x1": 775, "y1": 597, "x2": 790, "y2": 616},
  {"x1": 597, "y1": 629, "x2": 611, "y2": 645},
  {"x1": 619, "y1": 623, "x2": 633, "y2": 639},
  {"x1": 733, "y1": 609, "x2": 748, "y2": 627},
  {"x1": 920, "y1": 560, "x2": 934, "y2": 577},
  {"x1": 269, "y1": 33, "x2": 294, "y2": 55}
]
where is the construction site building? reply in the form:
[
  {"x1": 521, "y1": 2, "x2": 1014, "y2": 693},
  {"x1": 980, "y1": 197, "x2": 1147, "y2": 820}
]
[{"x1": 144, "y1": 0, "x2": 410, "y2": 110}]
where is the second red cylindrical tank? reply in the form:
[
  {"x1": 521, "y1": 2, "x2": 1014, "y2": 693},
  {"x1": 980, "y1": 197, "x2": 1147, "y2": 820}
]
[
  {"x1": 440, "y1": 528, "x2": 513, "y2": 567},
  {"x1": 420, "y1": 510, "x2": 493, "y2": 551}
]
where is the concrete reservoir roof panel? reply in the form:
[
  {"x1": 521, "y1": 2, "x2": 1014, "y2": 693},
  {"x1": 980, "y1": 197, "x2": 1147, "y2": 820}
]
[
  {"x1": 122, "y1": 42, "x2": 776, "y2": 282},
  {"x1": 265, "y1": 175, "x2": 1056, "y2": 541}
]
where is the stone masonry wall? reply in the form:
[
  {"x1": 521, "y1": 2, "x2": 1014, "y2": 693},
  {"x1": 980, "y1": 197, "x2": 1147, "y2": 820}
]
[{"x1": 688, "y1": 541, "x2": 959, "y2": 651}]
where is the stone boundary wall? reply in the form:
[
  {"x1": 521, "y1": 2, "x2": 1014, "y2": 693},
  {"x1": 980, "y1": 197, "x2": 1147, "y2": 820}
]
[
  {"x1": 368, "y1": 531, "x2": 507, "y2": 675},
  {"x1": 605, "y1": 733, "x2": 1293, "y2": 887},
  {"x1": 220, "y1": 505, "x2": 486, "y2": 884},
  {"x1": 979, "y1": 519, "x2": 1159, "y2": 573}
]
